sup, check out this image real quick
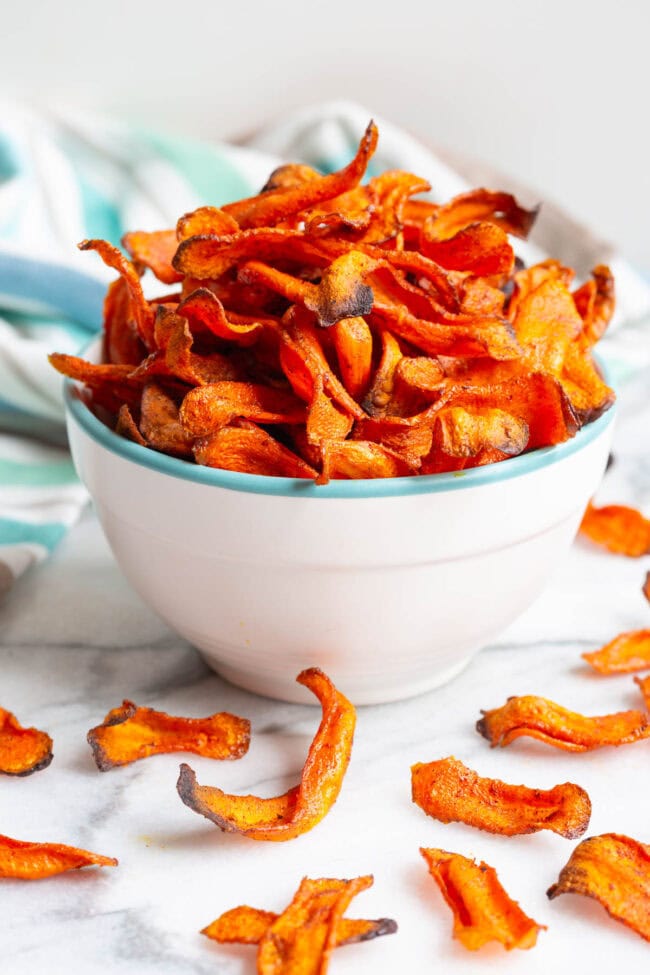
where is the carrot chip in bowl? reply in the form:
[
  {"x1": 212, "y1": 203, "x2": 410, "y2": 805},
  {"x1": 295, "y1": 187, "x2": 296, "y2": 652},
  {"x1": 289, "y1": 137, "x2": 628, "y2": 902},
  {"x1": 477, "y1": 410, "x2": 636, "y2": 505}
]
[
  {"x1": 548, "y1": 833, "x2": 650, "y2": 941},
  {"x1": 411, "y1": 756, "x2": 591, "y2": 838},
  {"x1": 177, "y1": 668, "x2": 355, "y2": 840}
]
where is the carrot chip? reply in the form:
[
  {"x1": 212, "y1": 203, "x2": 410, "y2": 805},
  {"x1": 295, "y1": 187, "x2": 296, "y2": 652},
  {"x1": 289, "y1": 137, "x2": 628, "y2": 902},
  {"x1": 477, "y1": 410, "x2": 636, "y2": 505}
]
[
  {"x1": 0, "y1": 834, "x2": 117, "y2": 879},
  {"x1": 0, "y1": 707, "x2": 53, "y2": 776},
  {"x1": 635, "y1": 674, "x2": 650, "y2": 710},
  {"x1": 420, "y1": 847, "x2": 544, "y2": 951},
  {"x1": 51, "y1": 121, "x2": 615, "y2": 482},
  {"x1": 412, "y1": 756, "x2": 591, "y2": 838},
  {"x1": 177, "y1": 668, "x2": 355, "y2": 840},
  {"x1": 643, "y1": 571, "x2": 650, "y2": 604},
  {"x1": 583, "y1": 630, "x2": 650, "y2": 675},
  {"x1": 548, "y1": 833, "x2": 650, "y2": 941},
  {"x1": 477, "y1": 694, "x2": 650, "y2": 751},
  {"x1": 580, "y1": 501, "x2": 650, "y2": 557},
  {"x1": 203, "y1": 880, "x2": 397, "y2": 952},
  {"x1": 203, "y1": 875, "x2": 392, "y2": 972},
  {"x1": 87, "y1": 700, "x2": 250, "y2": 771}
]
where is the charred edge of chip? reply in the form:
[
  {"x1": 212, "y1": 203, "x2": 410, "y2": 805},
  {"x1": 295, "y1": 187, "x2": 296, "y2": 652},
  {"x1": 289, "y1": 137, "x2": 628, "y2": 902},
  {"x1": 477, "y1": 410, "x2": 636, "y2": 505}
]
[
  {"x1": 6, "y1": 747, "x2": 54, "y2": 777},
  {"x1": 475, "y1": 713, "x2": 491, "y2": 742},
  {"x1": 344, "y1": 918, "x2": 399, "y2": 943},
  {"x1": 317, "y1": 284, "x2": 374, "y2": 328},
  {"x1": 171, "y1": 234, "x2": 217, "y2": 272}
]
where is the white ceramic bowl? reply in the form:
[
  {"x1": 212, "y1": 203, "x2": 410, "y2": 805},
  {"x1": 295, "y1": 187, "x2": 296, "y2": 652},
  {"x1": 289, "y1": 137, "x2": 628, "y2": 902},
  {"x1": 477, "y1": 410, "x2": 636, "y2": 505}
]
[{"x1": 64, "y1": 338, "x2": 614, "y2": 705}]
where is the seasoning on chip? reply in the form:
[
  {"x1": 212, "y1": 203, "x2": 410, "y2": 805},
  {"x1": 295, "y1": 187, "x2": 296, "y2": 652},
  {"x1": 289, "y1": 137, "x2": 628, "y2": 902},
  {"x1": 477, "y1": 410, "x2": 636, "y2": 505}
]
[
  {"x1": 0, "y1": 707, "x2": 53, "y2": 776},
  {"x1": 420, "y1": 847, "x2": 544, "y2": 950},
  {"x1": 50, "y1": 122, "x2": 615, "y2": 482},
  {"x1": 202, "y1": 875, "x2": 392, "y2": 972},
  {"x1": 477, "y1": 694, "x2": 650, "y2": 751},
  {"x1": 579, "y1": 501, "x2": 650, "y2": 557},
  {"x1": 87, "y1": 700, "x2": 250, "y2": 770},
  {"x1": 177, "y1": 668, "x2": 355, "y2": 840},
  {"x1": 547, "y1": 833, "x2": 650, "y2": 941},
  {"x1": 0, "y1": 834, "x2": 117, "y2": 879},
  {"x1": 582, "y1": 630, "x2": 650, "y2": 675},
  {"x1": 411, "y1": 756, "x2": 591, "y2": 838}
]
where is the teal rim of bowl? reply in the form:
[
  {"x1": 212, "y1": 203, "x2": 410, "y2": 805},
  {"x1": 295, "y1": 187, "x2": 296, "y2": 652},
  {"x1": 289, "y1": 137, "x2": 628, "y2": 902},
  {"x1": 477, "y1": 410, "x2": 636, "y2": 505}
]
[{"x1": 64, "y1": 355, "x2": 615, "y2": 500}]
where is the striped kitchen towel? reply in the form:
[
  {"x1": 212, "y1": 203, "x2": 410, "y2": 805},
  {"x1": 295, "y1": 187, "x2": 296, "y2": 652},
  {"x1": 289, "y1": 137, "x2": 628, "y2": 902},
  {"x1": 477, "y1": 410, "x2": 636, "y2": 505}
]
[{"x1": 1, "y1": 98, "x2": 649, "y2": 596}]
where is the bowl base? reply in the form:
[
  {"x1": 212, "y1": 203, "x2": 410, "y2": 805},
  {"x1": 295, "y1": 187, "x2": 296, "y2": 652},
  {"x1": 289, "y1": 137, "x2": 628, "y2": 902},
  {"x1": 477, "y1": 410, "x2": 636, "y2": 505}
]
[{"x1": 204, "y1": 654, "x2": 473, "y2": 706}]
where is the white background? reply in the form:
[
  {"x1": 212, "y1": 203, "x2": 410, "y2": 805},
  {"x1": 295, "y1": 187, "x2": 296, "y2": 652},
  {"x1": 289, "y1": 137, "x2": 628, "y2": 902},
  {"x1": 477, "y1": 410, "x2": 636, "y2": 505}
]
[{"x1": 0, "y1": 0, "x2": 648, "y2": 268}]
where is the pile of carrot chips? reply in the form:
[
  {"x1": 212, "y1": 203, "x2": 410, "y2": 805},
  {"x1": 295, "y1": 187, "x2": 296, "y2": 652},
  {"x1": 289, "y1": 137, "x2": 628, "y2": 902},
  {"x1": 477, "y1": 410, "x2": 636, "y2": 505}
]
[
  {"x1": 87, "y1": 700, "x2": 250, "y2": 770},
  {"x1": 203, "y1": 875, "x2": 396, "y2": 970},
  {"x1": 177, "y1": 668, "x2": 355, "y2": 840},
  {"x1": 0, "y1": 707, "x2": 53, "y2": 776},
  {"x1": 49, "y1": 122, "x2": 615, "y2": 482},
  {"x1": 412, "y1": 756, "x2": 591, "y2": 838}
]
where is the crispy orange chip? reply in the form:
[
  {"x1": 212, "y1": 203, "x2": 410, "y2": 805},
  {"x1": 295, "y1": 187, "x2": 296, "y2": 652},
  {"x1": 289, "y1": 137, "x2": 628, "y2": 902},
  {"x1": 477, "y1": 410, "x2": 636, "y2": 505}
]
[
  {"x1": 412, "y1": 756, "x2": 591, "y2": 838},
  {"x1": 0, "y1": 834, "x2": 117, "y2": 879},
  {"x1": 583, "y1": 630, "x2": 650, "y2": 674},
  {"x1": 206, "y1": 876, "x2": 392, "y2": 973},
  {"x1": 53, "y1": 123, "x2": 615, "y2": 481},
  {"x1": 643, "y1": 571, "x2": 650, "y2": 604},
  {"x1": 87, "y1": 700, "x2": 250, "y2": 771},
  {"x1": 420, "y1": 847, "x2": 544, "y2": 951},
  {"x1": 0, "y1": 708, "x2": 53, "y2": 776},
  {"x1": 477, "y1": 694, "x2": 650, "y2": 751},
  {"x1": 580, "y1": 501, "x2": 650, "y2": 557},
  {"x1": 203, "y1": 902, "x2": 397, "y2": 948},
  {"x1": 177, "y1": 668, "x2": 355, "y2": 840},
  {"x1": 547, "y1": 833, "x2": 650, "y2": 941}
]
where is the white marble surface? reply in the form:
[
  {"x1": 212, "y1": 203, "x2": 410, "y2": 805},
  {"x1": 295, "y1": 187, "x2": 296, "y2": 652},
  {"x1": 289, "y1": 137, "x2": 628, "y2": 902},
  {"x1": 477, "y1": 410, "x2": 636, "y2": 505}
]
[{"x1": 2, "y1": 366, "x2": 649, "y2": 974}]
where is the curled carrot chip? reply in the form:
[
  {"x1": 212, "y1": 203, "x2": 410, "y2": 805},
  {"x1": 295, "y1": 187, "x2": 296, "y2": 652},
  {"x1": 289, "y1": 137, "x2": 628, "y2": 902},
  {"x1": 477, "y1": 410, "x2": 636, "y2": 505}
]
[
  {"x1": 139, "y1": 383, "x2": 193, "y2": 457},
  {"x1": 223, "y1": 121, "x2": 378, "y2": 228},
  {"x1": 547, "y1": 833, "x2": 650, "y2": 941},
  {"x1": 53, "y1": 123, "x2": 615, "y2": 482},
  {"x1": 180, "y1": 382, "x2": 306, "y2": 437},
  {"x1": 0, "y1": 708, "x2": 53, "y2": 776},
  {"x1": 0, "y1": 834, "x2": 117, "y2": 879},
  {"x1": 177, "y1": 668, "x2": 355, "y2": 841},
  {"x1": 115, "y1": 404, "x2": 147, "y2": 445},
  {"x1": 122, "y1": 229, "x2": 182, "y2": 285},
  {"x1": 87, "y1": 700, "x2": 250, "y2": 771},
  {"x1": 194, "y1": 423, "x2": 317, "y2": 478},
  {"x1": 583, "y1": 630, "x2": 650, "y2": 674},
  {"x1": 580, "y1": 501, "x2": 650, "y2": 557},
  {"x1": 477, "y1": 694, "x2": 650, "y2": 751},
  {"x1": 203, "y1": 903, "x2": 397, "y2": 947},
  {"x1": 412, "y1": 756, "x2": 591, "y2": 838},
  {"x1": 420, "y1": 847, "x2": 544, "y2": 951}
]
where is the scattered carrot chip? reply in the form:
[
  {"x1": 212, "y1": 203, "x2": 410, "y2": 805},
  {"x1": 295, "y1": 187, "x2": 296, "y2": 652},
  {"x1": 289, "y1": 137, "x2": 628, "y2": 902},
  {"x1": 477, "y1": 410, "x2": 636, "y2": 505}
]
[
  {"x1": 0, "y1": 708, "x2": 53, "y2": 776},
  {"x1": 477, "y1": 694, "x2": 650, "y2": 751},
  {"x1": 644, "y1": 571, "x2": 650, "y2": 604},
  {"x1": 412, "y1": 756, "x2": 591, "y2": 838},
  {"x1": 547, "y1": 833, "x2": 650, "y2": 941},
  {"x1": 208, "y1": 876, "x2": 390, "y2": 973},
  {"x1": 582, "y1": 630, "x2": 650, "y2": 674},
  {"x1": 635, "y1": 675, "x2": 650, "y2": 710},
  {"x1": 420, "y1": 847, "x2": 544, "y2": 951},
  {"x1": 87, "y1": 700, "x2": 250, "y2": 771},
  {"x1": 54, "y1": 123, "x2": 614, "y2": 481},
  {"x1": 579, "y1": 501, "x2": 650, "y2": 557},
  {"x1": 0, "y1": 834, "x2": 117, "y2": 879},
  {"x1": 203, "y1": 902, "x2": 397, "y2": 948},
  {"x1": 176, "y1": 668, "x2": 355, "y2": 840}
]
